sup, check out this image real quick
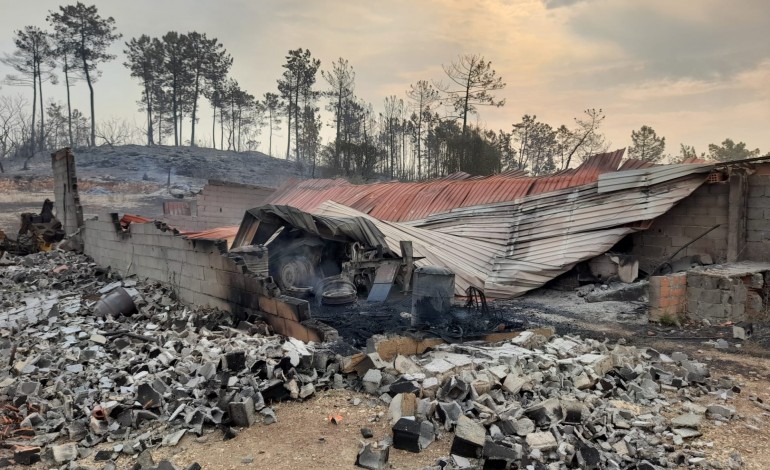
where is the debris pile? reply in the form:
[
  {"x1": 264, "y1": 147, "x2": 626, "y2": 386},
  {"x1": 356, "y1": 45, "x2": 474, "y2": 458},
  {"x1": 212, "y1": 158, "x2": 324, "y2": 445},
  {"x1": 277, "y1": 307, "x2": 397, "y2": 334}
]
[
  {"x1": 0, "y1": 250, "x2": 337, "y2": 468},
  {"x1": 0, "y1": 250, "x2": 747, "y2": 469},
  {"x1": 357, "y1": 332, "x2": 744, "y2": 469}
]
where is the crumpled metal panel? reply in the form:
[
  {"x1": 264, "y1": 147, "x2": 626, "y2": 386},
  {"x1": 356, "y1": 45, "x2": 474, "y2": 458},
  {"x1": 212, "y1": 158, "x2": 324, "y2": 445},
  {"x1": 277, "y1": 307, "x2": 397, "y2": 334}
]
[
  {"x1": 315, "y1": 172, "x2": 709, "y2": 299},
  {"x1": 232, "y1": 204, "x2": 396, "y2": 257},
  {"x1": 265, "y1": 149, "x2": 632, "y2": 222}
]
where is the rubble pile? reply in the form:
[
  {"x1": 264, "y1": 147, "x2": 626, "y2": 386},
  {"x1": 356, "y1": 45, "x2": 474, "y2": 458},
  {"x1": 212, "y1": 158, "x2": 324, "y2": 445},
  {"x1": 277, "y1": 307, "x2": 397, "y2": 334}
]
[
  {"x1": 0, "y1": 250, "x2": 748, "y2": 469},
  {"x1": 358, "y1": 332, "x2": 744, "y2": 469},
  {"x1": 0, "y1": 251, "x2": 334, "y2": 468}
]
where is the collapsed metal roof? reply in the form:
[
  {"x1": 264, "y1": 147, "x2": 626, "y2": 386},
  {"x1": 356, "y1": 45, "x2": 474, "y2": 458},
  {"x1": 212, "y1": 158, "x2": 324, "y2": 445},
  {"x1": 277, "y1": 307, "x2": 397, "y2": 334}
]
[
  {"x1": 232, "y1": 204, "x2": 395, "y2": 257},
  {"x1": 260, "y1": 152, "x2": 718, "y2": 298},
  {"x1": 265, "y1": 149, "x2": 630, "y2": 222}
]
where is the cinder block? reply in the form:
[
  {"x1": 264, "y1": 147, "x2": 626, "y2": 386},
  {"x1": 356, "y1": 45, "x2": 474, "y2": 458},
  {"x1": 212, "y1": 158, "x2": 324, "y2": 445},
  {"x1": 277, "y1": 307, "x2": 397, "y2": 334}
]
[
  {"x1": 690, "y1": 216, "x2": 719, "y2": 227},
  {"x1": 178, "y1": 275, "x2": 201, "y2": 293},
  {"x1": 747, "y1": 230, "x2": 770, "y2": 243},
  {"x1": 701, "y1": 289, "x2": 722, "y2": 304},
  {"x1": 747, "y1": 197, "x2": 770, "y2": 209},
  {"x1": 749, "y1": 185, "x2": 766, "y2": 198},
  {"x1": 747, "y1": 207, "x2": 765, "y2": 220},
  {"x1": 687, "y1": 286, "x2": 703, "y2": 301}
]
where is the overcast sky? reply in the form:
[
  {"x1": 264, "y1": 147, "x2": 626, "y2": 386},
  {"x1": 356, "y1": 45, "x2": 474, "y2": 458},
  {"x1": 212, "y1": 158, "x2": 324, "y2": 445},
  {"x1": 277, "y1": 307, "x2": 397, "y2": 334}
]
[{"x1": 0, "y1": 0, "x2": 768, "y2": 159}]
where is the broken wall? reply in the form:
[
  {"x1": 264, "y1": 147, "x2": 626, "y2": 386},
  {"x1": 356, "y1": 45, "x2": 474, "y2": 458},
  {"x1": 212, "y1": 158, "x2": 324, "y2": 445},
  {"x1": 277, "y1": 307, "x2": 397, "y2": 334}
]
[
  {"x1": 746, "y1": 166, "x2": 770, "y2": 261},
  {"x1": 163, "y1": 180, "x2": 275, "y2": 232},
  {"x1": 82, "y1": 216, "x2": 319, "y2": 342},
  {"x1": 51, "y1": 148, "x2": 84, "y2": 234},
  {"x1": 684, "y1": 262, "x2": 770, "y2": 324},
  {"x1": 630, "y1": 182, "x2": 729, "y2": 274}
]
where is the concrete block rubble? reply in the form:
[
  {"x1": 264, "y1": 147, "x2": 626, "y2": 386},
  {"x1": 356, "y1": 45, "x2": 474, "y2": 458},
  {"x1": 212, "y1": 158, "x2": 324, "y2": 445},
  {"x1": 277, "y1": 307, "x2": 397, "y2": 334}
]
[
  {"x1": 360, "y1": 333, "x2": 745, "y2": 469},
  {"x1": 0, "y1": 250, "x2": 746, "y2": 469},
  {"x1": 0, "y1": 250, "x2": 330, "y2": 468}
]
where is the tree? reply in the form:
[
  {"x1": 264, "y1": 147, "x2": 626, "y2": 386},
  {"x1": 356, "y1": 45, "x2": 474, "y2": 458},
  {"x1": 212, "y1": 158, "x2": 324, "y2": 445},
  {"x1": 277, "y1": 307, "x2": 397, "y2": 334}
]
[
  {"x1": 321, "y1": 57, "x2": 355, "y2": 165},
  {"x1": 628, "y1": 125, "x2": 666, "y2": 163},
  {"x1": 0, "y1": 95, "x2": 28, "y2": 173},
  {"x1": 1, "y1": 26, "x2": 57, "y2": 155},
  {"x1": 48, "y1": 2, "x2": 121, "y2": 147},
  {"x1": 124, "y1": 35, "x2": 164, "y2": 145},
  {"x1": 512, "y1": 115, "x2": 557, "y2": 175},
  {"x1": 557, "y1": 108, "x2": 608, "y2": 169},
  {"x1": 45, "y1": 101, "x2": 69, "y2": 149},
  {"x1": 707, "y1": 139, "x2": 761, "y2": 162},
  {"x1": 184, "y1": 32, "x2": 230, "y2": 147},
  {"x1": 277, "y1": 48, "x2": 320, "y2": 162},
  {"x1": 383, "y1": 96, "x2": 404, "y2": 179},
  {"x1": 440, "y1": 54, "x2": 505, "y2": 136},
  {"x1": 202, "y1": 40, "x2": 231, "y2": 149},
  {"x1": 159, "y1": 32, "x2": 193, "y2": 146},
  {"x1": 261, "y1": 92, "x2": 282, "y2": 157},
  {"x1": 96, "y1": 117, "x2": 140, "y2": 147},
  {"x1": 48, "y1": 24, "x2": 83, "y2": 148},
  {"x1": 406, "y1": 80, "x2": 440, "y2": 179}
]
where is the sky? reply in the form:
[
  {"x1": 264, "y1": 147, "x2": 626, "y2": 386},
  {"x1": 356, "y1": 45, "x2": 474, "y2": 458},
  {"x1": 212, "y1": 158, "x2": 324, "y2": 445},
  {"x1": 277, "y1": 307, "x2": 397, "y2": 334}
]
[{"x1": 0, "y1": 0, "x2": 768, "y2": 160}]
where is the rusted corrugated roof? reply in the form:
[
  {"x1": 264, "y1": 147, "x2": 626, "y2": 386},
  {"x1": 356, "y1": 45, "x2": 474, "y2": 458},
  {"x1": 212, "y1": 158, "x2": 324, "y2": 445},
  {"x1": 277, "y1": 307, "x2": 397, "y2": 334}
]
[
  {"x1": 163, "y1": 201, "x2": 191, "y2": 216},
  {"x1": 184, "y1": 226, "x2": 239, "y2": 241},
  {"x1": 314, "y1": 171, "x2": 709, "y2": 298},
  {"x1": 266, "y1": 149, "x2": 630, "y2": 222}
]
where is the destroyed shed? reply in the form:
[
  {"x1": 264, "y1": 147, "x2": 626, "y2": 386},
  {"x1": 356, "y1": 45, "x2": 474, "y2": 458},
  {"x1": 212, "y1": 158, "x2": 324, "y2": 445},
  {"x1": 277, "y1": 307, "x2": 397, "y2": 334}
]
[{"x1": 262, "y1": 149, "x2": 724, "y2": 298}]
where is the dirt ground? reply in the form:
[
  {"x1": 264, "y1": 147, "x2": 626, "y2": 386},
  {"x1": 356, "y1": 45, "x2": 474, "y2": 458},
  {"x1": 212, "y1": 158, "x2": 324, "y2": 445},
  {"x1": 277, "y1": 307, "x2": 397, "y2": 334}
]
[{"x1": 74, "y1": 390, "x2": 451, "y2": 470}]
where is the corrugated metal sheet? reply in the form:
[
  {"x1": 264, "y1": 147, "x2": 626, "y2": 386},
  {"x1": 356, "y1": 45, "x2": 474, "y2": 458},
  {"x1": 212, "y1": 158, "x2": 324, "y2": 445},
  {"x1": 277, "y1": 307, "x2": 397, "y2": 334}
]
[
  {"x1": 313, "y1": 172, "x2": 709, "y2": 298},
  {"x1": 232, "y1": 205, "x2": 397, "y2": 258},
  {"x1": 184, "y1": 226, "x2": 239, "y2": 241},
  {"x1": 597, "y1": 163, "x2": 713, "y2": 193},
  {"x1": 315, "y1": 201, "x2": 495, "y2": 295},
  {"x1": 228, "y1": 150, "x2": 716, "y2": 298},
  {"x1": 163, "y1": 201, "x2": 191, "y2": 216},
  {"x1": 266, "y1": 149, "x2": 630, "y2": 221}
]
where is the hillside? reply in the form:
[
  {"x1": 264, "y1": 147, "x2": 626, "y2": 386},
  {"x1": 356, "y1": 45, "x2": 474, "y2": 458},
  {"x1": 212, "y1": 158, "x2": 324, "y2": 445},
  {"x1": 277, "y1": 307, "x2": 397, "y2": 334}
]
[
  {"x1": 1, "y1": 144, "x2": 307, "y2": 190},
  {"x1": 0, "y1": 145, "x2": 311, "y2": 233}
]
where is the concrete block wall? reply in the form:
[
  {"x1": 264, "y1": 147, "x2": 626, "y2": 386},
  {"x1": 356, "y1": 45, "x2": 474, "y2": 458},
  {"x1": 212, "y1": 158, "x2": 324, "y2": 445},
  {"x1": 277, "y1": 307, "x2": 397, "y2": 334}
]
[
  {"x1": 746, "y1": 170, "x2": 770, "y2": 261},
  {"x1": 630, "y1": 183, "x2": 729, "y2": 274},
  {"x1": 686, "y1": 272, "x2": 747, "y2": 324},
  {"x1": 51, "y1": 148, "x2": 84, "y2": 234},
  {"x1": 161, "y1": 215, "x2": 214, "y2": 233},
  {"x1": 196, "y1": 181, "x2": 275, "y2": 228},
  {"x1": 83, "y1": 216, "x2": 321, "y2": 342},
  {"x1": 648, "y1": 273, "x2": 687, "y2": 322},
  {"x1": 161, "y1": 181, "x2": 275, "y2": 232}
]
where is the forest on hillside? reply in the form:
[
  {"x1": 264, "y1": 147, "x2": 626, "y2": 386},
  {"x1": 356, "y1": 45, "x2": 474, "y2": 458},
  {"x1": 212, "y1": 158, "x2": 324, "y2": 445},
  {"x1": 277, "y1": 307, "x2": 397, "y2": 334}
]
[{"x1": 0, "y1": 2, "x2": 763, "y2": 178}]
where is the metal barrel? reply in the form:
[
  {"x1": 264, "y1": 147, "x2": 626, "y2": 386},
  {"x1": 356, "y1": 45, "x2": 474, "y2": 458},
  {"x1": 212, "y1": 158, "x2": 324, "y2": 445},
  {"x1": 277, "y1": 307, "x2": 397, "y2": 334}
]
[{"x1": 94, "y1": 287, "x2": 137, "y2": 317}]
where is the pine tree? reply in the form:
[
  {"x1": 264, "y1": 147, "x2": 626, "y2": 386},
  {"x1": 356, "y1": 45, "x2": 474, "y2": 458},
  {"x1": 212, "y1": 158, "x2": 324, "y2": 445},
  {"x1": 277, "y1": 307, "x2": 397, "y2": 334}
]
[{"x1": 48, "y1": 2, "x2": 121, "y2": 147}]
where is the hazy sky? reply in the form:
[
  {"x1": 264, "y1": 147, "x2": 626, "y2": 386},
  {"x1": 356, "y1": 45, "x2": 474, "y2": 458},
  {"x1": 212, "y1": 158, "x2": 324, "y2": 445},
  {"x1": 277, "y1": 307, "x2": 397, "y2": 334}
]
[{"x1": 1, "y1": 0, "x2": 768, "y2": 159}]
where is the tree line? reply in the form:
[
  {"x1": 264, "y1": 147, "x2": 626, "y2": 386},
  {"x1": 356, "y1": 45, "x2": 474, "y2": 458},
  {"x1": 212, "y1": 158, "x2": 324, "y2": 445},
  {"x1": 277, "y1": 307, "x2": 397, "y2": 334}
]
[{"x1": 0, "y1": 2, "x2": 764, "y2": 177}]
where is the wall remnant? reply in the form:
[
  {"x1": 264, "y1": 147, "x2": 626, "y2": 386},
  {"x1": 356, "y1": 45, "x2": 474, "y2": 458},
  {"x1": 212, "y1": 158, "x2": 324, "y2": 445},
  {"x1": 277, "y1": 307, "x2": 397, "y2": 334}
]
[
  {"x1": 746, "y1": 167, "x2": 770, "y2": 261},
  {"x1": 648, "y1": 273, "x2": 687, "y2": 322},
  {"x1": 685, "y1": 262, "x2": 770, "y2": 324},
  {"x1": 630, "y1": 182, "x2": 729, "y2": 274},
  {"x1": 51, "y1": 148, "x2": 83, "y2": 234},
  {"x1": 163, "y1": 180, "x2": 276, "y2": 232},
  {"x1": 82, "y1": 215, "x2": 322, "y2": 342}
]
